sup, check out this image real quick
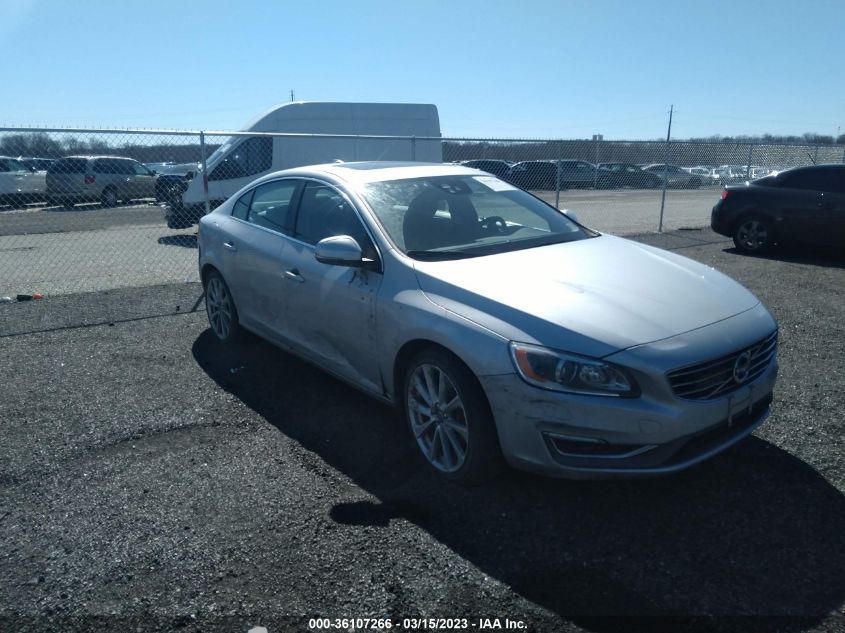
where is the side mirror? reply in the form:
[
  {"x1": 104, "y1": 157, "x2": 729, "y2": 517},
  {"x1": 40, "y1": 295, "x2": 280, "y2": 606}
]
[
  {"x1": 315, "y1": 235, "x2": 365, "y2": 267},
  {"x1": 561, "y1": 208, "x2": 579, "y2": 224}
]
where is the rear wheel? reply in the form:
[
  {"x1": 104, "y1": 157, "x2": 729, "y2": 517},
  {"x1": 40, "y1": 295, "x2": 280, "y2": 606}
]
[
  {"x1": 101, "y1": 187, "x2": 118, "y2": 208},
  {"x1": 733, "y1": 216, "x2": 774, "y2": 253},
  {"x1": 402, "y1": 349, "x2": 503, "y2": 484},
  {"x1": 204, "y1": 271, "x2": 241, "y2": 343}
]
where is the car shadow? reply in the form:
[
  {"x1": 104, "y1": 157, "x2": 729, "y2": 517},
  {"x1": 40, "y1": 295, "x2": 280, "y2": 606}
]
[
  {"x1": 157, "y1": 234, "x2": 197, "y2": 248},
  {"x1": 192, "y1": 331, "x2": 845, "y2": 630},
  {"x1": 725, "y1": 243, "x2": 845, "y2": 269}
]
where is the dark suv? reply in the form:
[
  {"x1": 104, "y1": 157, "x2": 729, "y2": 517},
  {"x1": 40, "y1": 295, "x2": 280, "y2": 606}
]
[
  {"x1": 47, "y1": 156, "x2": 157, "y2": 208},
  {"x1": 459, "y1": 159, "x2": 513, "y2": 179},
  {"x1": 711, "y1": 164, "x2": 845, "y2": 253}
]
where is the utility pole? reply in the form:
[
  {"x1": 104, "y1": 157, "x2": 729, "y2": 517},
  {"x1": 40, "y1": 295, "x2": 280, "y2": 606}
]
[
  {"x1": 290, "y1": 89, "x2": 295, "y2": 102},
  {"x1": 658, "y1": 104, "x2": 673, "y2": 233}
]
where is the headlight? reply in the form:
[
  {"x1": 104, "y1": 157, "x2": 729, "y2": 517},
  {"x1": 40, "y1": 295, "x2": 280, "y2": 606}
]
[{"x1": 509, "y1": 342, "x2": 639, "y2": 397}]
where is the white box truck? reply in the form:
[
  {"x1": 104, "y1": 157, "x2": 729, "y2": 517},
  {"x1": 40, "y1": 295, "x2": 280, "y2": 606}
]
[{"x1": 165, "y1": 101, "x2": 441, "y2": 228}]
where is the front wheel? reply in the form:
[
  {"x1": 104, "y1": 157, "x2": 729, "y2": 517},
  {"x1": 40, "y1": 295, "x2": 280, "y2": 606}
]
[
  {"x1": 403, "y1": 349, "x2": 503, "y2": 484},
  {"x1": 204, "y1": 271, "x2": 242, "y2": 343},
  {"x1": 733, "y1": 216, "x2": 774, "y2": 253}
]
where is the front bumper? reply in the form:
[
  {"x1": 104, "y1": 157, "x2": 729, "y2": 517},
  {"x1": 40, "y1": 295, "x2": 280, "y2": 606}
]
[
  {"x1": 481, "y1": 367, "x2": 775, "y2": 478},
  {"x1": 480, "y1": 310, "x2": 778, "y2": 478}
]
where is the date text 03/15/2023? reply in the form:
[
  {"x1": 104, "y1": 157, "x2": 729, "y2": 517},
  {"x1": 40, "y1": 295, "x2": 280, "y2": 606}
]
[{"x1": 307, "y1": 617, "x2": 528, "y2": 630}]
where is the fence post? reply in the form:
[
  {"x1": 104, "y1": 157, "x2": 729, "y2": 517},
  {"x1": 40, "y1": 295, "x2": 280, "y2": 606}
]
[
  {"x1": 411, "y1": 136, "x2": 416, "y2": 161},
  {"x1": 592, "y1": 135, "x2": 601, "y2": 188},
  {"x1": 199, "y1": 131, "x2": 211, "y2": 217},
  {"x1": 555, "y1": 141, "x2": 563, "y2": 209},
  {"x1": 746, "y1": 144, "x2": 754, "y2": 180},
  {"x1": 658, "y1": 105, "x2": 673, "y2": 233}
]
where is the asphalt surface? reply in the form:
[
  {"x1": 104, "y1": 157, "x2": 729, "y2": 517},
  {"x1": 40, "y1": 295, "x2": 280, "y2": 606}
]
[{"x1": 1, "y1": 230, "x2": 843, "y2": 633}]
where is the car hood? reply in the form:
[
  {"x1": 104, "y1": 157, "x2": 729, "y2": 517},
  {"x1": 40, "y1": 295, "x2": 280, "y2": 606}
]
[{"x1": 413, "y1": 235, "x2": 760, "y2": 358}]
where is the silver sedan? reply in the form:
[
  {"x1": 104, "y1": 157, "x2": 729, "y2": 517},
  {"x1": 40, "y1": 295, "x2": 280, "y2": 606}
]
[{"x1": 198, "y1": 162, "x2": 778, "y2": 483}]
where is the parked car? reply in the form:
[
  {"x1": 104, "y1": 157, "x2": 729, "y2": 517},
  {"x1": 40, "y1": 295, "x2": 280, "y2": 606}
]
[
  {"x1": 596, "y1": 163, "x2": 662, "y2": 188},
  {"x1": 18, "y1": 157, "x2": 55, "y2": 172},
  {"x1": 749, "y1": 166, "x2": 774, "y2": 180},
  {"x1": 508, "y1": 160, "x2": 609, "y2": 190},
  {"x1": 198, "y1": 161, "x2": 778, "y2": 483},
  {"x1": 154, "y1": 162, "x2": 198, "y2": 207},
  {"x1": 459, "y1": 159, "x2": 513, "y2": 179},
  {"x1": 684, "y1": 166, "x2": 720, "y2": 186},
  {"x1": 716, "y1": 165, "x2": 748, "y2": 184},
  {"x1": 641, "y1": 164, "x2": 703, "y2": 188},
  {"x1": 145, "y1": 161, "x2": 176, "y2": 173},
  {"x1": 0, "y1": 156, "x2": 46, "y2": 206},
  {"x1": 711, "y1": 164, "x2": 845, "y2": 253},
  {"x1": 46, "y1": 156, "x2": 157, "y2": 207}
]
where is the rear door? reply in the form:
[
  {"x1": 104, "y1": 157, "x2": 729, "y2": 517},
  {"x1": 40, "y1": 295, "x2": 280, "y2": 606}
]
[
  {"x1": 778, "y1": 169, "x2": 844, "y2": 246},
  {"x1": 217, "y1": 178, "x2": 302, "y2": 339}
]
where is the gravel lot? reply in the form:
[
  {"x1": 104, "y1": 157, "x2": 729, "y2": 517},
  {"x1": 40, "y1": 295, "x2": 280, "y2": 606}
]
[{"x1": 0, "y1": 229, "x2": 843, "y2": 633}]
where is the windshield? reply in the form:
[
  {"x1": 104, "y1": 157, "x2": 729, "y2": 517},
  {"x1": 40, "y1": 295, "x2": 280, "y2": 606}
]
[
  {"x1": 203, "y1": 141, "x2": 233, "y2": 169},
  {"x1": 360, "y1": 174, "x2": 594, "y2": 260}
]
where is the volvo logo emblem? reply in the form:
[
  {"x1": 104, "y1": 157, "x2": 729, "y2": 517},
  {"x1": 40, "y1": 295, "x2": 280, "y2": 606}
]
[{"x1": 733, "y1": 351, "x2": 753, "y2": 384}]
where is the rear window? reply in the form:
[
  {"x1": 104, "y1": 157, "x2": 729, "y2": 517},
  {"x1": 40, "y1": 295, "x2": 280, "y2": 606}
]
[{"x1": 50, "y1": 158, "x2": 88, "y2": 174}]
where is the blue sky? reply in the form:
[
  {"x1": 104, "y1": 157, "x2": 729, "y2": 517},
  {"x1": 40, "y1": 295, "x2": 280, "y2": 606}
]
[{"x1": 2, "y1": 0, "x2": 843, "y2": 140}]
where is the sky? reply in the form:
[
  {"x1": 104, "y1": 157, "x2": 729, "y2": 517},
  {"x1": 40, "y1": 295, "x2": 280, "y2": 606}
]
[{"x1": 1, "y1": 0, "x2": 844, "y2": 140}]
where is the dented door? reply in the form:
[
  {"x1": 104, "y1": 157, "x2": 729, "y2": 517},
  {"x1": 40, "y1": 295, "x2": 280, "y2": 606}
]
[{"x1": 281, "y1": 238, "x2": 383, "y2": 392}]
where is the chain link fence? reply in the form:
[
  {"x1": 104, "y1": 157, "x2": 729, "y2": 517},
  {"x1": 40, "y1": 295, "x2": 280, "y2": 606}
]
[{"x1": 1, "y1": 126, "x2": 843, "y2": 301}]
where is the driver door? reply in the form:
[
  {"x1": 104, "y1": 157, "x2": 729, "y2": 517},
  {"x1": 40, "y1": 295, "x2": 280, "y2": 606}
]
[{"x1": 281, "y1": 180, "x2": 384, "y2": 393}]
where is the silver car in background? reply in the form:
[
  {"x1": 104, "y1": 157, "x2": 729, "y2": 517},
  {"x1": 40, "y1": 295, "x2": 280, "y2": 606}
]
[
  {"x1": 46, "y1": 155, "x2": 157, "y2": 208},
  {"x1": 198, "y1": 162, "x2": 778, "y2": 483}
]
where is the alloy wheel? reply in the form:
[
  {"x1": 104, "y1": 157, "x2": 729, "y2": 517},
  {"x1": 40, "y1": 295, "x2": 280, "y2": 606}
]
[
  {"x1": 407, "y1": 363, "x2": 469, "y2": 473},
  {"x1": 206, "y1": 275, "x2": 233, "y2": 340},
  {"x1": 736, "y1": 219, "x2": 769, "y2": 251}
]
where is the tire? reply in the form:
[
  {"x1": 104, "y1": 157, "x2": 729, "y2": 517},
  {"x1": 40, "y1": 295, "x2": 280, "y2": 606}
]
[
  {"x1": 733, "y1": 216, "x2": 775, "y2": 253},
  {"x1": 167, "y1": 215, "x2": 192, "y2": 229},
  {"x1": 101, "y1": 187, "x2": 118, "y2": 208},
  {"x1": 402, "y1": 349, "x2": 503, "y2": 484},
  {"x1": 204, "y1": 270, "x2": 242, "y2": 343}
]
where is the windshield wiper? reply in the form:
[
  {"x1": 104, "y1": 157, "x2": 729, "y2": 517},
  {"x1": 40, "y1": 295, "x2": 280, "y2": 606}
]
[{"x1": 406, "y1": 249, "x2": 480, "y2": 261}]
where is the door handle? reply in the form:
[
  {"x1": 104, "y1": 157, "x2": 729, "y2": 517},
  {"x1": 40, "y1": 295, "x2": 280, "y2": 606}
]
[
  {"x1": 284, "y1": 268, "x2": 305, "y2": 283},
  {"x1": 223, "y1": 241, "x2": 237, "y2": 252}
]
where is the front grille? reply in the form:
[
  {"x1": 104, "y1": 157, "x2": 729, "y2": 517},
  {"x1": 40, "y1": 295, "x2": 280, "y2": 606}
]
[{"x1": 667, "y1": 329, "x2": 777, "y2": 400}]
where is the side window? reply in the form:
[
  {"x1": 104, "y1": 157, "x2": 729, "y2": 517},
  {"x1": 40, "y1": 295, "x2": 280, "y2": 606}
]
[
  {"x1": 131, "y1": 161, "x2": 150, "y2": 176},
  {"x1": 209, "y1": 137, "x2": 273, "y2": 181},
  {"x1": 111, "y1": 160, "x2": 131, "y2": 175},
  {"x1": 93, "y1": 159, "x2": 110, "y2": 174},
  {"x1": 294, "y1": 182, "x2": 372, "y2": 251},
  {"x1": 826, "y1": 170, "x2": 845, "y2": 194},
  {"x1": 780, "y1": 170, "x2": 827, "y2": 191},
  {"x1": 246, "y1": 179, "x2": 298, "y2": 233},
  {"x1": 231, "y1": 190, "x2": 253, "y2": 221}
]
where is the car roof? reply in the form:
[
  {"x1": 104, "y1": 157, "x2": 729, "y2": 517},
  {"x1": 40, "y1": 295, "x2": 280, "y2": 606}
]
[
  {"x1": 60, "y1": 155, "x2": 137, "y2": 160},
  {"x1": 254, "y1": 161, "x2": 488, "y2": 186}
]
